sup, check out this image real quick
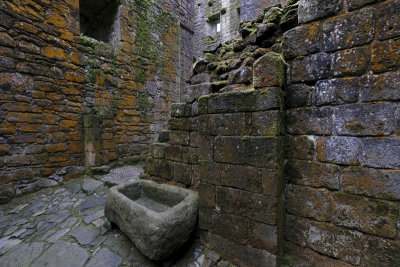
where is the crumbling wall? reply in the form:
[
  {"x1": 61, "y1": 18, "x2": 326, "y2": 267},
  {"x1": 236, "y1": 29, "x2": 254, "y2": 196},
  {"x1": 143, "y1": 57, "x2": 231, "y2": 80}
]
[
  {"x1": 0, "y1": 0, "x2": 190, "y2": 203},
  {"x1": 193, "y1": 0, "x2": 287, "y2": 59},
  {"x1": 282, "y1": 0, "x2": 400, "y2": 265}
]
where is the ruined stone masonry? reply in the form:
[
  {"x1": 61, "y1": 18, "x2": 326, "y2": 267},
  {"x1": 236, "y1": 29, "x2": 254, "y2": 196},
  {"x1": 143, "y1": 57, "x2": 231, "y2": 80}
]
[{"x1": 1, "y1": 0, "x2": 400, "y2": 266}]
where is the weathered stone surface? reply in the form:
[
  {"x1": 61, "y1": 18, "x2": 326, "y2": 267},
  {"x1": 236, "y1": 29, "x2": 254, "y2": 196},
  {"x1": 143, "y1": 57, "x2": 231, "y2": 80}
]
[
  {"x1": 69, "y1": 226, "x2": 99, "y2": 245},
  {"x1": 286, "y1": 184, "x2": 332, "y2": 221},
  {"x1": 342, "y1": 167, "x2": 400, "y2": 201},
  {"x1": 206, "y1": 232, "x2": 276, "y2": 267},
  {"x1": 331, "y1": 46, "x2": 370, "y2": 77},
  {"x1": 282, "y1": 22, "x2": 322, "y2": 59},
  {"x1": 298, "y1": 0, "x2": 343, "y2": 23},
  {"x1": 86, "y1": 248, "x2": 122, "y2": 267},
  {"x1": 184, "y1": 83, "x2": 211, "y2": 103},
  {"x1": 323, "y1": 7, "x2": 374, "y2": 51},
  {"x1": 105, "y1": 179, "x2": 198, "y2": 260},
  {"x1": 317, "y1": 136, "x2": 362, "y2": 165},
  {"x1": 228, "y1": 67, "x2": 252, "y2": 85},
  {"x1": 377, "y1": 0, "x2": 400, "y2": 40},
  {"x1": 332, "y1": 192, "x2": 399, "y2": 238},
  {"x1": 286, "y1": 160, "x2": 340, "y2": 190},
  {"x1": 284, "y1": 135, "x2": 315, "y2": 160},
  {"x1": 286, "y1": 107, "x2": 333, "y2": 135},
  {"x1": 314, "y1": 77, "x2": 359, "y2": 106},
  {"x1": 216, "y1": 186, "x2": 277, "y2": 225},
  {"x1": 361, "y1": 71, "x2": 400, "y2": 101},
  {"x1": 171, "y1": 103, "x2": 192, "y2": 118},
  {"x1": 371, "y1": 38, "x2": 400, "y2": 73},
  {"x1": 347, "y1": 0, "x2": 377, "y2": 11},
  {"x1": 214, "y1": 136, "x2": 280, "y2": 168},
  {"x1": 289, "y1": 52, "x2": 331, "y2": 82},
  {"x1": 251, "y1": 110, "x2": 281, "y2": 136},
  {"x1": 82, "y1": 178, "x2": 103, "y2": 194},
  {"x1": 191, "y1": 73, "x2": 211, "y2": 85},
  {"x1": 253, "y1": 52, "x2": 285, "y2": 88},
  {"x1": 363, "y1": 235, "x2": 400, "y2": 266},
  {"x1": 207, "y1": 88, "x2": 281, "y2": 114},
  {"x1": 361, "y1": 138, "x2": 400, "y2": 168},
  {"x1": 334, "y1": 103, "x2": 397, "y2": 136},
  {"x1": 0, "y1": 242, "x2": 45, "y2": 267},
  {"x1": 31, "y1": 241, "x2": 89, "y2": 267},
  {"x1": 286, "y1": 84, "x2": 312, "y2": 108}
]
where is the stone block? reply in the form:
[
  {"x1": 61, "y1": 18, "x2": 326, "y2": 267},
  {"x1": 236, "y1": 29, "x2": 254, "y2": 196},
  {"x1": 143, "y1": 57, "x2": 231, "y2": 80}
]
[
  {"x1": 251, "y1": 110, "x2": 282, "y2": 136},
  {"x1": 284, "y1": 242, "x2": 354, "y2": 267},
  {"x1": 317, "y1": 136, "x2": 362, "y2": 165},
  {"x1": 198, "y1": 183, "x2": 215, "y2": 207},
  {"x1": 306, "y1": 221, "x2": 365, "y2": 265},
  {"x1": 286, "y1": 184, "x2": 332, "y2": 222},
  {"x1": 284, "y1": 214, "x2": 310, "y2": 247},
  {"x1": 159, "y1": 160, "x2": 173, "y2": 180},
  {"x1": 171, "y1": 162, "x2": 191, "y2": 185},
  {"x1": 323, "y1": 8, "x2": 375, "y2": 51},
  {"x1": 214, "y1": 136, "x2": 281, "y2": 168},
  {"x1": 363, "y1": 235, "x2": 400, "y2": 266},
  {"x1": 165, "y1": 145, "x2": 182, "y2": 162},
  {"x1": 228, "y1": 67, "x2": 252, "y2": 85},
  {"x1": 298, "y1": 0, "x2": 343, "y2": 24},
  {"x1": 342, "y1": 167, "x2": 400, "y2": 201},
  {"x1": 206, "y1": 232, "x2": 277, "y2": 267},
  {"x1": 286, "y1": 107, "x2": 333, "y2": 135},
  {"x1": 332, "y1": 192, "x2": 399, "y2": 238},
  {"x1": 208, "y1": 113, "x2": 250, "y2": 136},
  {"x1": 334, "y1": 103, "x2": 397, "y2": 136},
  {"x1": 171, "y1": 103, "x2": 191, "y2": 118},
  {"x1": 286, "y1": 84, "x2": 312, "y2": 108},
  {"x1": 286, "y1": 159, "x2": 340, "y2": 190},
  {"x1": 198, "y1": 135, "x2": 214, "y2": 162},
  {"x1": 377, "y1": 0, "x2": 400, "y2": 40},
  {"x1": 282, "y1": 22, "x2": 322, "y2": 59},
  {"x1": 168, "y1": 118, "x2": 192, "y2": 131},
  {"x1": 371, "y1": 38, "x2": 400, "y2": 73},
  {"x1": 184, "y1": 83, "x2": 211, "y2": 103},
  {"x1": 150, "y1": 143, "x2": 166, "y2": 159},
  {"x1": 145, "y1": 158, "x2": 160, "y2": 177},
  {"x1": 331, "y1": 46, "x2": 370, "y2": 77},
  {"x1": 207, "y1": 88, "x2": 282, "y2": 114},
  {"x1": 289, "y1": 52, "x2": 331, "y2": 82},
  {"x1": 362, "y1": 138, "x2": 400, "y2": 168},
  {"x1": 253, "y1": 52, "x2": 286, "y2": 88},
  {"x1": 190, "y1": 132, "x2": 199, "y2": 147},
  {"x1": 216, "y1": 186, "x2": 277, "y2": 225},
  {"x1": 248, "y1": 221, "x2": 278, "y2": 253},
  {"x1": 314, "y1": 77, "x2": 359, "y2": 106},
  {"x1": 190, "y1": 73, "x2": 210, "y2": 85},
  {"x1": 284, "y1": 135, "x2": 316, "y2": 160},
  {"x1": 198, "y1": 95, "x2": 209, "y2": 115},
  {"x1": 361, "y1": 71, "x2": 400, "y2": 101},
  {"x1": 169, "y1": 131, "x2": 190, "y2": 146},
  {"x1": 347, "y1": 0, "x2": 378, "y2": 10},
  {"x1": 158, "y1": 130, "x2": 170, "y2": 143}
]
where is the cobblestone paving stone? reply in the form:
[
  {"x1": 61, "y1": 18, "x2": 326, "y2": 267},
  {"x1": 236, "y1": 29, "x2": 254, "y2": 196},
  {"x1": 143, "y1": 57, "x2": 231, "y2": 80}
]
[{"x1": 0, "y1": 165, "x2": 212, "y2": 267}]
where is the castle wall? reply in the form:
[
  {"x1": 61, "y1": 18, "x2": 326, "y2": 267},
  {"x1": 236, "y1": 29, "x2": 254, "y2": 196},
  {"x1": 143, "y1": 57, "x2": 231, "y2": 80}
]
[
  {"x1": 0, "y1": 0, "x2": 193, "y2": 203},
  {"x1": 282, "y1": 0, "x2": 400, "y2": 265}
]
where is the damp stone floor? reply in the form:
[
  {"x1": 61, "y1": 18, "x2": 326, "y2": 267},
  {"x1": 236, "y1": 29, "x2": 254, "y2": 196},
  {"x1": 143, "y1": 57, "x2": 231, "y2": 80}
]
[{"x1": 0, "y1": 165, "x2": 220, "y2": 267}]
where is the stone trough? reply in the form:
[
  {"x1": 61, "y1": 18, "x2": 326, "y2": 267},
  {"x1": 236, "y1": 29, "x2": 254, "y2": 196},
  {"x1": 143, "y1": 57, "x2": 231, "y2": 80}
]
[{"x1": 104, "y1": 179, "x2": 198, "y2": 260}]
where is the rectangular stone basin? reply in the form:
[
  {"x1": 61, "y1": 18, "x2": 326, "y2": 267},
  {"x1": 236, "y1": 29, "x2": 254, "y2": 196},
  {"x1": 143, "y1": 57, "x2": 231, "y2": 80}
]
[{"x1": 105, "y1": 179, "x2": 198, "y2": 260}]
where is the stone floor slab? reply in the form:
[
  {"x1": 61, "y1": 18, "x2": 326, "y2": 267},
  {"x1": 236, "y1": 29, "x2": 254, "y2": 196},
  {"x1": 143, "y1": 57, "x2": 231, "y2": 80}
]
[
  {"x1": 86, "y1": 248, "x2": 122, "y2": 267},
  {"x1": 0, "y1": 242, "x2": 45, "y2": 267},
  {"x1": 31, "y1": 241, "x2": 89, "y2": 267},
  {"x1": 69, "y1": 226, "x2": 99, "y2": 245}
]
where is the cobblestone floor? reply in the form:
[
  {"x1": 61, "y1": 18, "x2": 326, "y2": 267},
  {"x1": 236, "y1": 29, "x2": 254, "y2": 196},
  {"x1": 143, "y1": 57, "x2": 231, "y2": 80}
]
[{"x1": 0, "y1": 165, "x2": 211, "y2": 267}]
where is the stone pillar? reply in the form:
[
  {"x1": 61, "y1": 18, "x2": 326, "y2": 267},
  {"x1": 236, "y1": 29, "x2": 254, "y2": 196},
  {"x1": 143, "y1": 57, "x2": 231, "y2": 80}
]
[{"x1": 197, "y1": 52, "x2": 286, "y2": 266}]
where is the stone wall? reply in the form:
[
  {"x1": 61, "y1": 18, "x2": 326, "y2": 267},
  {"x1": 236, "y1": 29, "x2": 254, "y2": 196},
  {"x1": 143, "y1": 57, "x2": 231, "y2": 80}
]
[
  {"x1": 0, "y1": 0, "x2": 192, "y2": 203},
  {"x1": 282, "y1": 0, "x2": 400, "y2": 265}
]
